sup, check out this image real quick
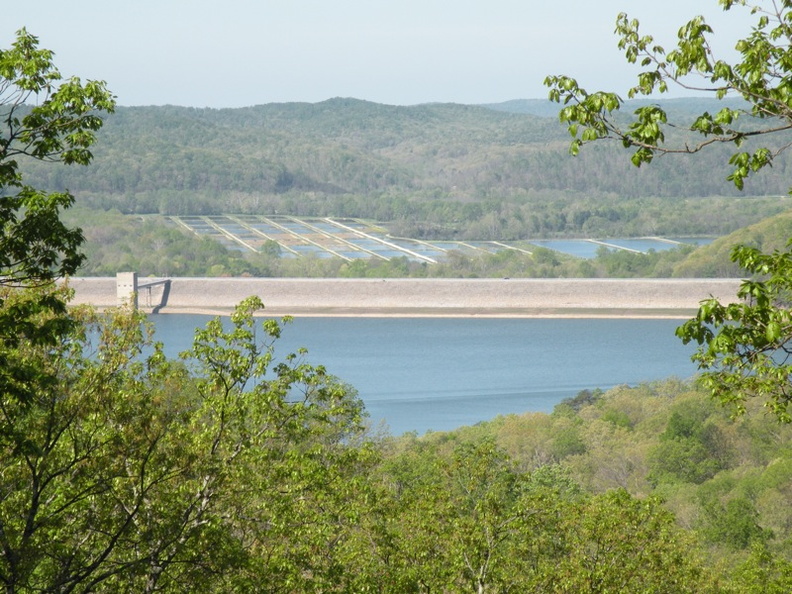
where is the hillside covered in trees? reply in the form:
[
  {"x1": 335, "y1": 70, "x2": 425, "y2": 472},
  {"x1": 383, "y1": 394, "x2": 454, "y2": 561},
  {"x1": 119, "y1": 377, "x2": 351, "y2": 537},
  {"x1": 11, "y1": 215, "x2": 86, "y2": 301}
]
[
  {"x1": 21, "y1": 96, "x2": 788, "y2": 278},
  {"x1": 23, "y1": 98, "x2": 790, "y2": 242}
]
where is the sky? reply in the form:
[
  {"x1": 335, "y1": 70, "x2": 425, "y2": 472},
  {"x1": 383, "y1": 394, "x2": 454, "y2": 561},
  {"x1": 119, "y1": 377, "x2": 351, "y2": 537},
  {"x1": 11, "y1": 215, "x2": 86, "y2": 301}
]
[{"x1": 4, "y1": 0, "x2": 749, "y2": 108}]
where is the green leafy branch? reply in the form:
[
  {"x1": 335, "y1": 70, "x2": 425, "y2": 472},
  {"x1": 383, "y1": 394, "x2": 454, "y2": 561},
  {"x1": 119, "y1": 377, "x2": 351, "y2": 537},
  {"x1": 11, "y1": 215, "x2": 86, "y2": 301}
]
[{"x1": 544, "y1": 2, "x2": 792, "y2": 192}]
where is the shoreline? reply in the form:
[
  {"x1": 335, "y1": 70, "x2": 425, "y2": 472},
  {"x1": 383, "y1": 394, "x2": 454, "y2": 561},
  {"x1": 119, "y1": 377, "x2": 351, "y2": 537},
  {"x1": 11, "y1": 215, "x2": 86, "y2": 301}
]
[
  {"x1": 66, "y1": 277, "x2": 743, "y2": 319},
  {"x1": 154, "y1": 305, "x2": 701, "y2": 319}
]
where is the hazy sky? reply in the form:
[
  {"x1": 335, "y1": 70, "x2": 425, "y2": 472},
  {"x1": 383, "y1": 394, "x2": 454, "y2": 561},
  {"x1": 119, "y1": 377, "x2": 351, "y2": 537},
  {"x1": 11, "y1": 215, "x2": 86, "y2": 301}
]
[{"x1": 4, "y1": 0, "x2": 748, "y2": 108}]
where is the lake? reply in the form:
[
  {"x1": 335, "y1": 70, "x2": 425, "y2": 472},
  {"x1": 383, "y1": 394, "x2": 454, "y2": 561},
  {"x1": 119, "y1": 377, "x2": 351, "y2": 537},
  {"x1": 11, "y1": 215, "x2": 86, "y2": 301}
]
[{"x1": 149, "y1": 315, "x2": 700, "y2": 435}]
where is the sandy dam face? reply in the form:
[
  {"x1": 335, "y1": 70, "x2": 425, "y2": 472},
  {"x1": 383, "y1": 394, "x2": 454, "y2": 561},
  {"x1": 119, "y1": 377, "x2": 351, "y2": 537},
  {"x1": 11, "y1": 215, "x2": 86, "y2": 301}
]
[{"x1": 65, "y1": 277, "x2": 743, "y2": 318}]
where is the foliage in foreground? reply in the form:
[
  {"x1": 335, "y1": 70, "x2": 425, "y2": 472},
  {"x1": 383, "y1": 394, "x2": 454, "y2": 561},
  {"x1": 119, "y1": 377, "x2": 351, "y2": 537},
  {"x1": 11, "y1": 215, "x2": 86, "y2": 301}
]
[
  {"x1": 0, "y1": 289, "x2": 371, "y2": 592},
  {"x1": 4, "y1": 284, "x2": 792, "y2": 591},
  {"x1": 0, "y1": 28, "x2": 114, "y2": 288}
]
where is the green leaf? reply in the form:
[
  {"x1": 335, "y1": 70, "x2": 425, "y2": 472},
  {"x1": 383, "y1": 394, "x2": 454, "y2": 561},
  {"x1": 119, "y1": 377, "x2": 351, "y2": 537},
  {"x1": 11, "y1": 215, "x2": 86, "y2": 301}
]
[{"x1": 765, "y1": 321, "x2": 782, "y2": 342}]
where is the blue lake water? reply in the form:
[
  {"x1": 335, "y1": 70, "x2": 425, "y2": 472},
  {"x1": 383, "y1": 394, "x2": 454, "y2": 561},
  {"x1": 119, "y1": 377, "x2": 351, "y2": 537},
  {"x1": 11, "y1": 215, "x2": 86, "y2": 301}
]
[{"x1": 150, "y1": 315, "x2": 699, "y2": 435}]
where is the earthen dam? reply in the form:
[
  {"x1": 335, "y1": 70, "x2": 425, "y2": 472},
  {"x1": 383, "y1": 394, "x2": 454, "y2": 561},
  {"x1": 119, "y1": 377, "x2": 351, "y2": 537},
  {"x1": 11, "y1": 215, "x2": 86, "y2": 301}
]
[{"x1": 66, "y1": 276, "x2": 744, "y2": 318}]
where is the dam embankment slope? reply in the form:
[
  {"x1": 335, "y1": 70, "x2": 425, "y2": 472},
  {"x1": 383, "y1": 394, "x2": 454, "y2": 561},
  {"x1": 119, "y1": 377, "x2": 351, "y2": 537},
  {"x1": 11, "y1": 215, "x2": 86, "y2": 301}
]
[{"x1": 66, "y1": 277, "x2": 744, "y2": 318}]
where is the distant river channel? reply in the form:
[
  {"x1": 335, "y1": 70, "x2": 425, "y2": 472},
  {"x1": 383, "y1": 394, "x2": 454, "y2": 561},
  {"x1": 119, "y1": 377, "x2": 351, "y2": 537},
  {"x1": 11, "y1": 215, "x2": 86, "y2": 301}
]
[{"x1": 147, "y1": 315, "x2": 700, "y2": 435}]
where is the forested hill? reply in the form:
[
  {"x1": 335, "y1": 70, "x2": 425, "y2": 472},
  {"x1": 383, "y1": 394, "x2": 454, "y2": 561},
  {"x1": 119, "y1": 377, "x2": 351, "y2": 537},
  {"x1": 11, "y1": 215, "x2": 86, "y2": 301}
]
[{"x1": 21, "y1": 97, "x2": 792, "y2": 222}]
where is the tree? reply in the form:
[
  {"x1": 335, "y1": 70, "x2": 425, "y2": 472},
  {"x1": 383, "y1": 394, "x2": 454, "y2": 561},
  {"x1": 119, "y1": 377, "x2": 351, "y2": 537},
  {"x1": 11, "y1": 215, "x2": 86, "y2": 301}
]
[
  {"x1": 345, "y1": 435, "x2": 719, "y2": 592},
  {"x1": 731, "y1": 543, "x2": 792, "y2": 593},
  {"x1": 546, "y1": 489, "x2": 717, "y2": 593},
  {"x1": 545, "y1": 0, "x2": 792, "y2": 421},
  {"x1": 0, "y1": 292, "x2": 369, "y2": 592},
  {"x1": 0, "y1": 28, "x2": 115, "y2": 288},
  {"x1": 698, "y1": 496, "x2": 771, "y2": 550},
  {"x1": 0, "y1": 29, "x2": 115, "y2": 447}
]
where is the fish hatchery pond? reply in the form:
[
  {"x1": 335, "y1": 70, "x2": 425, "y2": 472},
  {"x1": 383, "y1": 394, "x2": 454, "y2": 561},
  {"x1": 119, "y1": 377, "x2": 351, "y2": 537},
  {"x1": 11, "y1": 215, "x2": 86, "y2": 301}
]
[{"x1": 168, "y1": 215, "x2": 712, "y2": 262}]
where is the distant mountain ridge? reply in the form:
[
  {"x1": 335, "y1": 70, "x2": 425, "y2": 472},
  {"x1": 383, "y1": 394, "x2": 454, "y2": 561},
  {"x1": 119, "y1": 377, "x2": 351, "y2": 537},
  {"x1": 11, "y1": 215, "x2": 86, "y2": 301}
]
[
  {"x1": 480, "y1": 99, "x2": 563, "y2": 117},
  {"x1": 480, "y1": 96, "x2": 751, "y2": 117}
]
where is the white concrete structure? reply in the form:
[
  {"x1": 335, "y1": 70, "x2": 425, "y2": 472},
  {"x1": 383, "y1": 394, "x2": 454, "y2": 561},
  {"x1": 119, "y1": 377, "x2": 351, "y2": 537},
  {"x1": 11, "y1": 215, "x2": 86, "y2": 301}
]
[{"x1": 115, "y1": 272, "x2": 138, "y2": 308}]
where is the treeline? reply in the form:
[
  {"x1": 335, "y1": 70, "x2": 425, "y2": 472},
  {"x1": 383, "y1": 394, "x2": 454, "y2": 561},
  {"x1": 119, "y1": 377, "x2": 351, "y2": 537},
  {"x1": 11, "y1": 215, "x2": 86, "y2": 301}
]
[
  {"x1": 72, "y1": 191, "x2": 781, "y2": 240},
  {"x1": 19, "y1": 99, "x2": 792, "y2": 232}
]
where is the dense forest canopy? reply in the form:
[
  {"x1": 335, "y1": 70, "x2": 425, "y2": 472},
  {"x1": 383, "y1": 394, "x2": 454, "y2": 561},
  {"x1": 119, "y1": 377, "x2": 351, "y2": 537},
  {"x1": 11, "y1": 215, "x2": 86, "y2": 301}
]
[{"x1": 20, "y1": 98, "x2": 792, "y2": 220}]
